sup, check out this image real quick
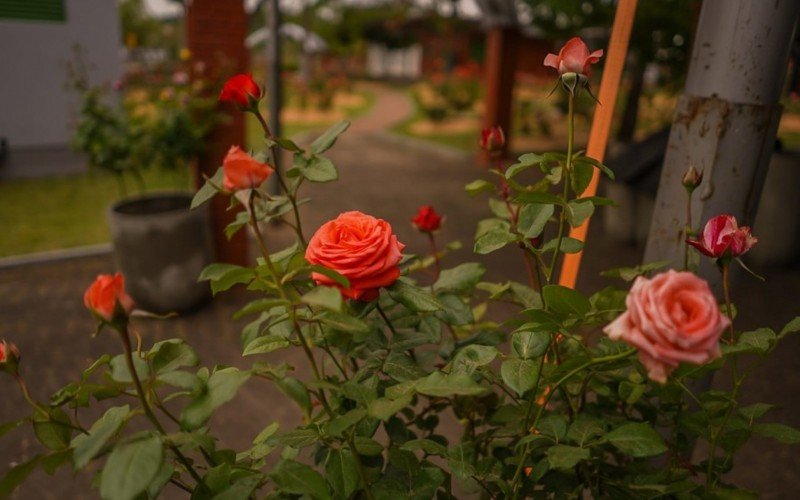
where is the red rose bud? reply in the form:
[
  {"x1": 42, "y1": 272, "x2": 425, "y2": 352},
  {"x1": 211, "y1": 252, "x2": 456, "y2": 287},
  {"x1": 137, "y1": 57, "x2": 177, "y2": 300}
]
[
  {"x1": 681, "y1": 165, "x2": 703, "y2": 192},
  {"x1": 0, "y1": 340, "x2": 20, "y2": 374},
  {"x1": 222, "y1": 146, "x2": 274, "y2": 191},
  {"x1": 84, "y1": 273, "x2": 135, "y2": 323},
  {"x1": 219, "y1": 73, "x2": 261, "y2": 109},
  {"x1": 411, "y1": 205, "x2": 443, "y2": 233},
  {"x1": 480, "y1": 126, "x2": 505, "y2": 153},
  {"x1": 687, "y1": 214, "x2": 757, "y2": 259},
  {"x1": 544, "y1": 37, "x2": 603, "y2": 77}
]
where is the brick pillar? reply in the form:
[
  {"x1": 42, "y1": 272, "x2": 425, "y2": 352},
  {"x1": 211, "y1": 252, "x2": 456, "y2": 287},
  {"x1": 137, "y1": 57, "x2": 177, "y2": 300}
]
[
  {"x1": 482, "y1": 26, "x2": 518, "y2": 162},
  {"x1": 187, "y1": 0, "x2": 249, "y2": 265}
]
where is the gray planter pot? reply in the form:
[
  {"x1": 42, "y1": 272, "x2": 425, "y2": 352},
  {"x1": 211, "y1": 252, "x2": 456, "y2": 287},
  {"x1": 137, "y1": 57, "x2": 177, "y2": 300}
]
[{"x1": 108, "y1": 192, "x2": 214, "y2": 313}]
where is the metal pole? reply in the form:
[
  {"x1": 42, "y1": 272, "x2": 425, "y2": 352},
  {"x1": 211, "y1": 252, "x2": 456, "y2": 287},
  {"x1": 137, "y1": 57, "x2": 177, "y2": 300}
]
[
  {"x1": 264, "y1": 0, "x2": 283, "y2": 196},
  {"x1": 644, "y1": 0, "x2": 799, "y2": 292}
]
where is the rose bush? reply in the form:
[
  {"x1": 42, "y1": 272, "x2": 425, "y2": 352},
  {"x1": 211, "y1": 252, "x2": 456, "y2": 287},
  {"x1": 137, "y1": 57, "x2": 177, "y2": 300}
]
[{"x1": 1, "y1": 37, "x2": 798, "y2": 500}]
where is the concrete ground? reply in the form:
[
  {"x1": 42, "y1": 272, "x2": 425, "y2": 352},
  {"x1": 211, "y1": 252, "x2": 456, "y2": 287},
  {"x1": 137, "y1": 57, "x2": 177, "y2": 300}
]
[{"x1": 0, "y1": 86, "x2": 798, "y2": 498}]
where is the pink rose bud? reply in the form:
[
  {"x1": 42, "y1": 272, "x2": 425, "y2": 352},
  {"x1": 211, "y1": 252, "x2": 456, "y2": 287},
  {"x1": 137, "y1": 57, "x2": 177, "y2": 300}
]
[
  {"x1": 543, "y1": 37, "x2": 603, "y2": 77},
  {"x1": 603, "y1": 270, "x2": 728, "y2": 383},
  {"x1": 687, "y1": 214, "x2": 757, "y2": 259},
  {"x1": 681, "y1": 165, "x2": 703, "y2": 191},
  {"x1": 219, "y1": 73, "x2": 262, "y2": 110},
  {"x1": 222, "y1": 146, "x2": 274, "y2": 191},
  {"x1": 411, "y1": 205, "x2": 443, "y2": 233},
  {"x1": 84, "y1": 273, "x2": 135, "y2": 323},
  {"x1": 480, "y1": 126, "x2": 505, "y2": 153}
]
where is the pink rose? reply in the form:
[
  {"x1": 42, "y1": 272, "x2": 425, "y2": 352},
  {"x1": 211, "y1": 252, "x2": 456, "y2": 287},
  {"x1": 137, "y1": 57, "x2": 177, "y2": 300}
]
[
  {"x1": 222, "y1": 146, "x2": 274, "y2": 191},
  {"x1": 84, "y1": 273, "x2": 135, "y2": 322},
  {"x1": 306, "y1": 211, "x2": 405, "y2": 301},
  {"x1": 603, "y1": 270, "x2": 728, "y2": 383},
  {"x1": 687, "y1": 214, "x2": 757, "y2": 259},
  {"x1": 544, "y1": 37, "x2": 603, "y2": 77}
]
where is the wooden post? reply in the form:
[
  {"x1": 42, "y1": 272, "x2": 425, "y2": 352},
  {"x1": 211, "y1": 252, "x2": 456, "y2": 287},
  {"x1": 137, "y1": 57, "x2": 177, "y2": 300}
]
[
  {"x1": 482, "y1": 26, "x2": 517, "y2": 160},
  {"x1": 187, "y1": 0, "x2": 249, "y2": 265}
]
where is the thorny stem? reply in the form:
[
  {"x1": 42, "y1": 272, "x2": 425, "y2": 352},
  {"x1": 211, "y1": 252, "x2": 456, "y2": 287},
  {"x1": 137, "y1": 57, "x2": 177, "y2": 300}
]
[
  {"x1": 252, "y1": 107, "x2": 307, "y2": 246},
  {"x1": 548, "y1": 93, "x2": 575, "y2": 283},
  {"x1": 118, "y1": 325, "x2": 207, "y2": 491},
  {"x1": 509, "y1": 348, "x2": 637, "y2": 498},
  {"x1": 15, "y1": 375, "x2": 48, "y2": 417}
]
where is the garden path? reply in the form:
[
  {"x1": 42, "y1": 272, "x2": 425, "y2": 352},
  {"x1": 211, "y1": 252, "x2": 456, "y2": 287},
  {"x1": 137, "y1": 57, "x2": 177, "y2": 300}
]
[{"x1": 0, "y1": 84, "x2": 798, "y2": 498}]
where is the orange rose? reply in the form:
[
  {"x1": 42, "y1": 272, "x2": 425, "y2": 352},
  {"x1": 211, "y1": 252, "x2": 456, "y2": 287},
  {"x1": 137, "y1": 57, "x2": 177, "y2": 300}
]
[
  {"x1": 603, "y1": 270, "x2": 728, "y2": 383},
  {"x1": 306, "y1": 211, "x2": 405, "y2": 301},
  {"x1": 84, "y1": 273, "x2": 135, "y2": 322},
  {"x1": 222, "y1": 146, "x2": 274, "y2": 191}
]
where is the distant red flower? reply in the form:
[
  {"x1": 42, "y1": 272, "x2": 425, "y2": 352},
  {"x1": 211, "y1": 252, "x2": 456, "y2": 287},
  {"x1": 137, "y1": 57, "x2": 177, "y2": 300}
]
[
  {"x1": 544, "y1": 37, "x2": 603, "y2": 77},
  {"x1": 219, "y1": 74, "x2": 261, "y2": 109},
  {"x1": 480, "y1": 126, "x2": 505, "y2": 153},
  {"x1": 687, "y1": 215, "x2": 757, "y2": 259},
  {"x1": 412, "y1": 205, "x2": 443, "y2": 233}
]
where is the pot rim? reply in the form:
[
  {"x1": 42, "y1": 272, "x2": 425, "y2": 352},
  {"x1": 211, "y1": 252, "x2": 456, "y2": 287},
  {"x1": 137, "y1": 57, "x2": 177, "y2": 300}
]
[{"x1": 108, "y1": 190, "x2": 198, "y2": 219}]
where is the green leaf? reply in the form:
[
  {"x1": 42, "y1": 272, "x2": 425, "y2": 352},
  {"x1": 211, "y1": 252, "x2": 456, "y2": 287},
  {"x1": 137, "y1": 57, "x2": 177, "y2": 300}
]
[
  {"x1": 738, "y1": 328, "x2": 776, "y2": 354},
  {"x1": 546, "y1": 445, "x2": 590, "y2": 470},
  {"x1": 518, "y1": 203, "x2": 554, "y2": 238},
  {"x1": 301, "y1": 155, "x2": 338, "y2": 182},
  {"x1": 465, "y1": 179, "x2": 495, "y2": 196},
  {"x1": 752, "y1": 423, "x2": 800, "y2": 444},
  {"x1": 109, "y1": 353, "x2": 150, "y2": 384},
  {"x1": 243, "y1": 335, "x2": 290, "y2": 356},
  {"x1": 415, "y1": 372, "x2": 487, "y2": 397},
  {"x1": 566, "y1": 415, "x2": 605, "y2": 446},
  {"x1": 271, "y1": 136, "x2": 302, "y2": 152},
  {"x1": 327, "y1": 409, "x2": 367, "y2": 437},
  {"x1": 368, "y1": 395, "x2": 413, "y2": 421},
  {"x1": 388, "y1": 280, "x2": 443, "y2": 312},
  {"x1": 191, "y1": 167, "x2": 223, "y2": 209},
  {"x1": 310, "y1": 120, "x2": 350, "y2": 154},
  {"x1": 33, "y1": 408, "x2": 72, "y2": 451},
  {"x1": 233, "y1": 298, "x2": 290, "y2": 320},
  {"x1": 435, "y1": 293, "x2": 474, "y2": 326},
  {"x1": 151, "y1": 340, "x2": 198, "y2": 374},
  {"x1": 383, "y1": 353, "x2": 427, "y2": 382},
  {"x1": 308, "y1": 265, "x2": 350, "y2": 289},
  {"x1": 501, "y1": 358, "x2": 541, "y2": 396},
  {"x1": 277, "y1": 377, "x2": 311, "y2": 415},
  {"x1": 570, "y1": 160, "x2": 594, "y2": 196},
  {"x1": 157, "y1": 371, "x2": 201, "y2": 391},
  {"x1": 270, "y1": 460, "x2": 332, "y2": 500},
  {"x1": 100, "y1": 434, "x2": 164, "y2": 500},
  {"x1": 326, "y1": 449, "x2": 359, "y2": 499},
  {"x1": 566, "y1": 199, "x2": 595, "y2": 227},
  {"x1": 738, "y1": 403, "x2": 775, "y2": 422},
  {"x1": 451, "y1": 345, "x2": 499, "y2": 375},
  {"x1": 447, "y1": 443, "x2": 476, "y2": 480},
  {"x1": 268, "y1": 428, "x2": 319, "y2": 448},
  {"x1": 319, "y1": 311, "x2": 372, "y2": 334},
  {"x1": 181, "y1": 367, "x2": 251, "y2": 430},
  {"x1": 506, "y1": 152, "x2": 543, "y2": 179},
  {"x1": 779, "y1": 316, "x2": 800, "y2": 339},
  {"x1": 72, "y1": 405, "x2": 130, "y2": 468},
  {"x1": 198, "y1": 263, "x2": 253, "y2": 295},
  {"x1": 433, "y1": 263, "x2": 486, "y2": 294},
  {"x1": 401, "y1": 439, "x2": 448, "y2": 457},
  {"x1": 0, "y1": 420, "x2": 23, "y2": 439},
  {"x1": 575, "y1": 154, "x2": 615, "y2": 180},
  {"x1": 540, "y1": 236, "x2": 584, "y2": 254},
  {"x1": 353, "y1": 436, "x2": 384, "y2": 456},
  {"x1": 474, "y1": 226, "x2": 518, "y2": 254},
  {"x1": 514, "y1": 191, "x2": 564, "y2": 205},
  {"x1": 302, "y1": 286, "x2": 343, "y2": 311},
  {"x1": 542, "y1": 285, "x2": 591, "y2": 318},
  {"x1": 605, "y1": 423, "x2": 667, "y2": 457},
  {"x1": 0, "y1": 454, "x2": 42, "y2": 497},
  {"x1": 512, "y1": 330, "x2": 550, "y2": 359},
  {"x1": 601, "y1": 261, "x2": 672, "y2": 281}
]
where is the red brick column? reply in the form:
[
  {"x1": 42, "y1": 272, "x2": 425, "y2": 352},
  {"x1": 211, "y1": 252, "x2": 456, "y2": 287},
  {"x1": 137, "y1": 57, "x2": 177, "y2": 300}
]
[
  {"x1": 187, "y1": 0, "x2": 249, "y2": 265},
  {"x1": 482, "y1": 27, "x2": 518, "y2": 162}
]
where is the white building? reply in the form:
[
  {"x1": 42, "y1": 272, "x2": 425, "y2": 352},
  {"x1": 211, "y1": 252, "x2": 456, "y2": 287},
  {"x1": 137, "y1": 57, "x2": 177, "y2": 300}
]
[{"x1": 0, "y1": 0, "x2": 121, "y2": 177}]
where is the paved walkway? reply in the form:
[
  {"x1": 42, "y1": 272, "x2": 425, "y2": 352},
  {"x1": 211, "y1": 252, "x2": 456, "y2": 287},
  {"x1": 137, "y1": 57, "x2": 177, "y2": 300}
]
[{"x1": 1, "y1": 85, "x2": 798, "y2": 498}]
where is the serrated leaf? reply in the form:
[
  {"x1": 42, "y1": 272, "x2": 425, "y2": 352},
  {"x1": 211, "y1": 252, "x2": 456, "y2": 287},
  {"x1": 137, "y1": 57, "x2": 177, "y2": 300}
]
[
  {"x1": 100, "y1": 434, "x2": 164, "y2": 500},
  {"x1": 389, "y1": 280, "x2": 443, "y2": 312},
  {"x1": 512, "y1": 330, "x2": 550, "y2": 359},
  {"x1": 327, "y1": 409, "x2": 367, "y2": 437},
  {"x1": 474, "y1": 226, "x2": 518, "y2": 254},
  {"x1": 198, "y1": 263, "x2": 253, "y2": 295},
  {"x1": 326, "y1": 449, "x2": 359, "y2": 499},
  {"x1": 191, "y1": 167, "x2": 223, "y2": 209},
  {"x1": 319, "y1": 312, "x2": 371, "y2": 334},
  {"x1": 571, "y1": 160, "x2": 594, "y2": 196},
  {"x1": 415, "y1": 372, "x2": 487, "y2": 397},
  {"x1": 451, "y1": 345, "x2": 498, "y2": 375},
  {"x1": 33, "y1": 408, "x2": 72, "y2": 451},
  {"x1": 738, "y1": 328, "x2": 776, "y2": 354},
  {"x1": 302, "y1": 286, "x2": 343, "y2": 311},
  {"x1": 368, "y1": 395, "x2": 413, "y2": 421},
  {"x1": 540, "y1": 236, "x2": 584, "y2": 254},
  {"x1": 270, "y1": 460, "x2": 332, "y2": 500},
  {"x1": 181, "y1": 367, "x2": 250, "y2": 430},
  {"x1": 465, "y1": 179, "x2": 494, "y2": 196},
  {"x1": 151, "y1": 340, "x2": 198, "y2": 374},
  {"x1": 566, "y1": 199, "x2": 595, "y2": 227},
  {"x1": 605, "y1": 423, "x2": 667, "y2": 457},
  {"x1": 518, "y1": 203, "x2": 554, "y2": 238},
  {"x1": 72, "y1": 405, "x2": 130, "y2": 468},
  {"x1": 506, "y1": 153, "x2": 543, "y2": 179},
  {"x1": 0, "y1": 454, "x2": 42, "y2": 497},
  {"x1": 601, "y1": 261, "x2": 671, "y2": 281},
  {"x1": 268, "y1": 428, "x2": 319, "y2": 448},
  {"x1": 501, "y1": 358, "x2": 540, "y2": 396},
  {"x1": 542, "y1": 285, "x2": 591, "y2": 318},
  {"x1": 546, "y1": 445, "x2": 589, "y2": 469},
  {"x1": 243, "y1": 335, "x2": 290, "y2": 356},
  {"x1": 752, "y1": 423, "x2": 800, "y2": 444},
  {"x1": 433, "y1": 263, "x2": 486, "y2": 294},
  {"x1": 301, "y1": 155, "x2": 338, "y2": 182},
  {"x1": 310, "y1": 120, "x2": 350, "y2": 154},
  {"x1": 401, "y1": 439, "x2": 448, "y2": 456}
]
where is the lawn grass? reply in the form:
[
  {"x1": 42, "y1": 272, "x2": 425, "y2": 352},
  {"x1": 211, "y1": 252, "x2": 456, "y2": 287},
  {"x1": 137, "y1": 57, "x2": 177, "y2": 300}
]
[{"x1": 0, "y1": 168, "x2": 188, "y2": 258}]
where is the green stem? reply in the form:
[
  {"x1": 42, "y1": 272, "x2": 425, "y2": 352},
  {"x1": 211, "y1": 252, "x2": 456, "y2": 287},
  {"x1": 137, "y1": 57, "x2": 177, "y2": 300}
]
[
  {"x1": 548, "y1": 94, "x2": 574, "y2": 283},
  {"x1": 118, "y1": 325, "x2": 207, "y2": 491},
  {"x1": 722, "y1": 263, "x2": 735, "y2": 342},
  {"x1": 509, "y1": 348, "x2": 636, "y2": 498},
  {"x1": 347, "y1": 434, "x2": 376, "y2": 500},
  {"x1": 15, "y1": 375, "x2": 48, "y2": 417},
  {"x1": 252, "y1": 108, "x2": 307, "y2": 246},
  {"x1": 427, "y1": 232, "x2": 442, "y2": 280},
  {"x1": 683, "y1": 191, "x2": 693, "y2": 270}
]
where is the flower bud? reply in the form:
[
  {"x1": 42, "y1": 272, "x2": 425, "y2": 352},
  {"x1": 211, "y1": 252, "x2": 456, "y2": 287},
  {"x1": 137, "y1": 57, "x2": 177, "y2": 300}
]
[
  {"x1": 480, "y1": 126, "x2": 505, "y2": 154},
  {"x1": 0, "y1": 340, "x2": 21, "y2": 375},
  {"x1": 559, "y1": 72, "x2": 589, "y2": 97},
  {"x1": 84, "y1": 273, "x2": 135, "y2": 325},
  {"x1": 219, "y1": 74, "x2": 262, "y2": 111},
  {"x1": 411, "y1": 205, "x2": 443, "y2": 233},
  {"x1": 681, "y1": 165, "x2": 703, "y2": 192}
]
